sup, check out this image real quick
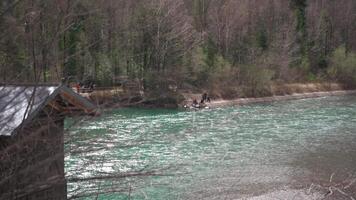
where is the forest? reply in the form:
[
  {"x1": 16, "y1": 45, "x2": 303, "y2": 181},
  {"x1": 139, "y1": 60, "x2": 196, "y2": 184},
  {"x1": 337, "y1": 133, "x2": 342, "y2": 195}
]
[
  {"x1": 2, "y1": 1, "x2": 356, "y2": 199},
  {"x1": 1, "y1": 0, "x2": 356, "y2": 98}
]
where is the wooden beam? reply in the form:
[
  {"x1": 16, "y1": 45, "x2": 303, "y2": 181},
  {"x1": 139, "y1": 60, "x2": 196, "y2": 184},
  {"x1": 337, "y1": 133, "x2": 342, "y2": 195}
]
[
  {"x1": 48, "y1": 101, "x2": 64, "y2": 112},
  {"x1": 59, "y1": 91, "x2": 94, "y2": 114}
]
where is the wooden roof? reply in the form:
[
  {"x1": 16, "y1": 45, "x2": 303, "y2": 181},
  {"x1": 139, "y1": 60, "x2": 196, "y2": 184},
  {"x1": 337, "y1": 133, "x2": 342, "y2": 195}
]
[{"x1": 0, "y1": 84, "x2": 97, "y2": 137}]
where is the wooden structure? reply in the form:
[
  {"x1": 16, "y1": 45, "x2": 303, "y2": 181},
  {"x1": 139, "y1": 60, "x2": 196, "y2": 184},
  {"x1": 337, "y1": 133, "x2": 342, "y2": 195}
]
[{"x1": 0, "y1": 84, "x2": 97, "y2": 200}]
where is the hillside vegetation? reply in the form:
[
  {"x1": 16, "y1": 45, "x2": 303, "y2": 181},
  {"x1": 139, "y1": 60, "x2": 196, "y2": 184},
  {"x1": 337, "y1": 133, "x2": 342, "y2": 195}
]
[{"x1": 0, "y1": 0, "x2": 356, "y2": 98}]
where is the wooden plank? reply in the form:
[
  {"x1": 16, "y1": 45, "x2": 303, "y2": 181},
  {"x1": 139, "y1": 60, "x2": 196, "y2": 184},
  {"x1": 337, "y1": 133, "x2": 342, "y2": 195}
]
[
  {"x1": 48, "y1": 101, "x2": 64, "y2": 112},
  {"x1": 60, "y1": 90, "x2": 93, "y2": 114}
]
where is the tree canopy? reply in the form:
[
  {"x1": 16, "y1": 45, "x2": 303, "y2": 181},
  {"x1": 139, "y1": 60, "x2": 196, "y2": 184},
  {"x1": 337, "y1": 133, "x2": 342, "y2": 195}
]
[{"x1": 0, "y1": 0, "x2": 355, "y2": 93}]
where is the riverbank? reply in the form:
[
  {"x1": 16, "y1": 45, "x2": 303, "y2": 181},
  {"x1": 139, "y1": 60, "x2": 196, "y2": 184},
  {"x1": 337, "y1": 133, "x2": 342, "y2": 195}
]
[
  {"x1": 180, "y1": 83, "x2": 356, "y2": 108},
  {"x1": 204, "y1": 90, "x2": 356, "y2": 108},
  {"x1": 86, "y1": 82, "x2": 356, "y2": 109}
]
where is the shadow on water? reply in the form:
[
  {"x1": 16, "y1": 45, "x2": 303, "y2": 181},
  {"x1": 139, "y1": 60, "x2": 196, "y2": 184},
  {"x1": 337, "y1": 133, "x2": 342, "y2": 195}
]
[{"x1": 291, "y1": 131, "x2": 356, "y2": 199}]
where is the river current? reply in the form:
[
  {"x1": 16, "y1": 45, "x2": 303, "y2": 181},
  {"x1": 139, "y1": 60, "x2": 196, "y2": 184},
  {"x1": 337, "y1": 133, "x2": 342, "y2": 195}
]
[{"x1": 65, "y1": 94, "x2": 356, "y2": 199}]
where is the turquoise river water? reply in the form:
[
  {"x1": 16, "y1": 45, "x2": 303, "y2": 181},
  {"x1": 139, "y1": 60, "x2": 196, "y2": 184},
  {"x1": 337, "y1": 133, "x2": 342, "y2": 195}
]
[{"x1": 65, "y1": 94, "x2": 356, "y2": 200}]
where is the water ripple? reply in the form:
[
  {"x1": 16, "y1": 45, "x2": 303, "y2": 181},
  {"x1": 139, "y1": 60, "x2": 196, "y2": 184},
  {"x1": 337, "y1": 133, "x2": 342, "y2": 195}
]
[{"x1": 66, "y1": 95, "x2": 356, "y2": 199}]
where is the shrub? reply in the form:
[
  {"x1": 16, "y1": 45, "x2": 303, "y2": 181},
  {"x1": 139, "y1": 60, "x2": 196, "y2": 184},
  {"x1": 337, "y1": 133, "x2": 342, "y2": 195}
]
[
  {"x1": 328, "y1": 46, "x2": 356, "y2": 86},
  {"x1": 188, "y1": 44, "x2": 233, "y2": 88},
  {"x1": 239, "y1": 65, "x2": 274, "y2": 97}
]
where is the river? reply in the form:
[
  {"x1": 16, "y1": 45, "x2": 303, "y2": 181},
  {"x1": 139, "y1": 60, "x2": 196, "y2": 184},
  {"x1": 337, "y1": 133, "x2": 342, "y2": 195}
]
[{"x1": 65, "y1": 94, "x2": 356, "y2": 199}]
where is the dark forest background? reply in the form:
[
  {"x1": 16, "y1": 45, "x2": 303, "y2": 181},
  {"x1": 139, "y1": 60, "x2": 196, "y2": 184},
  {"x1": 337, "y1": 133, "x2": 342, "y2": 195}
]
[{"x1": 1, "y1": 0, "x2": 356, "y2": 96}]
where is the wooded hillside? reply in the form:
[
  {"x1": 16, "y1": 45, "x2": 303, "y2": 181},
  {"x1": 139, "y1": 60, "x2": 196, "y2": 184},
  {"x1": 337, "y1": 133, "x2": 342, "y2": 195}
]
[{"x1": 1, "y1": 0, "x2": 356, "y2": 96}]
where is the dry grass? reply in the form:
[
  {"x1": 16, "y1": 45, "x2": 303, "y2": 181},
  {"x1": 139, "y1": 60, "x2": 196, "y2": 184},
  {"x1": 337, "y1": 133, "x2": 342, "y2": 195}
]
[{"x1": 271, "y1": 83, "x2": 344, "y2": 96}]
